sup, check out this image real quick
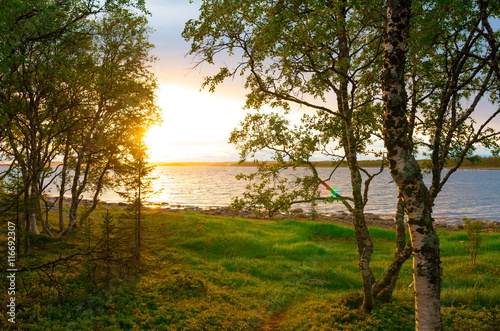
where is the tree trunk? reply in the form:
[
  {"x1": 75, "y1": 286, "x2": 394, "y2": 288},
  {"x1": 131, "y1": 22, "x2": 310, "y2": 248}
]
[
  {"x1": 383, "y1": 1, "x2": 442, "y2": 329},
  {"x1": 41, "y1": 200, "x2": 53, "y2": 236},
  {"x1": 136, "y1": 160, "x2": 142, "y2": 260},
  {"x1": 60, "y1": 152, "x2": 85, "y2": 237},
  {"x1": 78, "y1": 161, "x2": 112, "y2": 227},
  {"x1": 24, "y1": 182, "x2": 40, "y2": 234},
  {"x1": 59, "y1": 141, "x2": 70, "y2": 232},
  {"x1": 343, "y1": 132, "x2": 375, "y2": 313},
  {"x1": 373, "y1": 198, "x2": 411, "y2": 300},
  {"x1": 336, "y1": 2, "x2": 375, "y2": 312},
  {"x1": 26, "y1": 213, "x2": 40, "y2": 234}
]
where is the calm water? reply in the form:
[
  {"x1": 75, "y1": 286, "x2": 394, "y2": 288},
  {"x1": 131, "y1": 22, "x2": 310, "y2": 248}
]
[
  {"x1": 105, "y1": 166, "x2": 499, "y2": 222},
  {"x1": 3, "y1": 165, "x2": 498, "y2": 221}
]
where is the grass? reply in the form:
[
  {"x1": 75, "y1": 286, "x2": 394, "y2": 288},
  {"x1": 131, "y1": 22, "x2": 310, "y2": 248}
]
[{"x1": 1, "y1": 210, "x2": 499, "y2": 330}]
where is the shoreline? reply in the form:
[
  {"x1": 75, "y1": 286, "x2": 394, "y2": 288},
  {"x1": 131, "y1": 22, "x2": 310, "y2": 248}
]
[
  {"x1": 4, "y1": 161, "x2": 499, "y2": 170},
  {"x1": 148, "y1": 162, "x2": 500, "y2": 170},
  {"x1": 49, "y1": 195, "x2": 500, "y2": 229},
  {"x1": 94, "y1": 200, "x2": 500, "y2": 231}
]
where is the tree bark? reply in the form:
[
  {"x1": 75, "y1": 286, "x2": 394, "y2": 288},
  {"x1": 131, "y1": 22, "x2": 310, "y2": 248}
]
[
  {"x1": 24, "y1": 181, "x2": 40, "y2": 235},
  {"x1": 59, "y1": 140, "x2": 71, "y2": 232},
  {"x1": 78, "y1": 160, "x2": 112, "y2": 227},
  {"x1": 60, "y1": 151, "x2": 86, "y2": 237},
  {"x1": 343, "y1": 130, "x2": 376, "y2": 313},
  {"x1": 383, "y1": 0, "x2": 442, "y2": 329},
  {"x1": 336, "y1": 3, "x2": 375, "y2": 312},
  {"x1": 373, "y1": 197, "x2": 411, "y2": 300}
]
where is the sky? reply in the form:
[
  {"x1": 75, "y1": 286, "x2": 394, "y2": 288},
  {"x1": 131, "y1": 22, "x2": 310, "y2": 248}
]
[
  {"x1": 143, "y1": 0, "x2": 499, "y2": 163},
  {"x1": 143, "y1": 0, "x2": 327, "y2": 163},
  {"x1": 143, "y1": 0, "x2": 249, "y2": 163}
]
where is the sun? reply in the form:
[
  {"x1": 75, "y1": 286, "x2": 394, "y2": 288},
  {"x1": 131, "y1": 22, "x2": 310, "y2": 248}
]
[
  {"x1": 144, "y1": 125, "x2": 169, "y2": 162},
  {"x1": 144, "y1": 83, "x2": 245, "y2": 163}
]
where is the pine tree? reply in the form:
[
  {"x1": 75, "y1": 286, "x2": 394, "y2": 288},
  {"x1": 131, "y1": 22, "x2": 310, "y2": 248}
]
[{"x1": 117, "y1": 139, "x2": 157, "y2": 261}]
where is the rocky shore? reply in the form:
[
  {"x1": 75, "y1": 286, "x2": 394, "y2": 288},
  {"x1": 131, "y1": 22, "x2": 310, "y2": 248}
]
[
  {"x1": 134, "y1": 203, "x2": 500, "y2": 231},
  {"x1": 55, "y1": 198, "x2": 498, "y2": 231}
]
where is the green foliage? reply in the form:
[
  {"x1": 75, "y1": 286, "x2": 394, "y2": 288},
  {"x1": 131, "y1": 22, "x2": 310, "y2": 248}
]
[
  {"x1": 442, "y1": 306, "x2": 500, "y2": 331},
  {"x1": 231, "y1": 162, "x2": 320, "y2": 218},
  {"x1": 282, "y1": 299, "x2": 415, "y2": 330},
  {"x1": 0, "y1": 0, "x2": 160, "y2": 236},
  {"x1": 463, "y1": 218, "x2": 484, "y2": 266},
  {"x1": 408, "y1": 0, "x2": 500, "y2": 202},
  {"x1": 116, "y1": 140, "x2": 158, "y2": 259},
  {"x1": 70, "y1": 211, "x2": 140, "y2": 294},
  {"x1": 228, "y1": 111, "x2": 353, "y2": 218},
  {"x1": 187, "y1": 0, "x2": 385, "y2": 219},
  {"x1": 184, "y1": 0, "x2": 384, "y2": 111}
]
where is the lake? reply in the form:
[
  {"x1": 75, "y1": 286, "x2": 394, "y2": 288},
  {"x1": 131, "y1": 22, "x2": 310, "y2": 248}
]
[
  {"x1": 3, "y1": 165, "x2": 498, "y2": 222},
  {"x1": 102, "y1": 166, "x2": 499, "y2": 222}
]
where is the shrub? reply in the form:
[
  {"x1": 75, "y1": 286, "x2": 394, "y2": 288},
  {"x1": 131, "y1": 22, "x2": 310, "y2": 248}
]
[{"x1": 463, "y1": 218, "x2": 484, "y2": 266}]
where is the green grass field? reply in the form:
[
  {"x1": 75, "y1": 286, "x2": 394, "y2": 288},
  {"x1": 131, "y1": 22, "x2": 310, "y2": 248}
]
[{"x1": 2, "y1": 210, "x2": 499, "y2": 330}]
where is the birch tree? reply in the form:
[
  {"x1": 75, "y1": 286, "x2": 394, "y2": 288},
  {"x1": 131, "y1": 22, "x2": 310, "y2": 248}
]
[
  {"x1": 0, "y1": 2, "x2": 102, "y2": 235},
  {"x1": 184, "y1": 0, "x2": 411, "y2": 313},
  {"x1": 382, "y1": 1, "x2": 499, "y2": 329},
  {"x1": 58, "y1": 10, "x2": 159, "y2": 236},
  {"x1": 382, "y1": 0, "x2": 442, "y2": 329}
]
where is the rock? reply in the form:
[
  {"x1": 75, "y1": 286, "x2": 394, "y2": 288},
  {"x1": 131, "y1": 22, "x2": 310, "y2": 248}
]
[{"x1": 291, "y1": 208, "x2": 304, "y2": 214}]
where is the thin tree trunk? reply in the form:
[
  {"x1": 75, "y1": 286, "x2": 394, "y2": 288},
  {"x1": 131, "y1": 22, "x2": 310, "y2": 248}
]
[
  {"x1": 136, "y1": 159, "x2": 142, "y2": 260},
  {"x1": 344, "y1": 135, "x2": 375, "y2": 313},
  {"x1": 59, "y1": 140, "x2": 70, "y2": 232},
  {"x1": 383, "y1": 1, "x2": 442, "y2": 329},
  {"x1": 25, "y1": 182, "x2": 40, "y2": 234},
  {"x1": 373, "y1": 197, "x2": 411, "y2": 299},
  {"x1": 23, "y1": 182, "x2": 30, "y2": 254},
  {"x1": 340, "y1": 76, "x2": 375, "y2": 314},
  {"x1": 78, "y1": 161, "x2": 112, "y2": 227},
  {"x1": 41, "y1": 198, "x2": 53, "y2": 236},
  {"x1": 60, "y1": 152, "x2": 85, "y2": 237},
  {"x1": 336, "y1": 1, "x2": 375, "y2": 312}
]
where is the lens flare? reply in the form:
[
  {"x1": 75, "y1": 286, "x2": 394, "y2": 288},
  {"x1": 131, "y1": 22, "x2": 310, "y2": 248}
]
[{"x1": 320, "y1": 181, "x2": 341, "y2": 198}]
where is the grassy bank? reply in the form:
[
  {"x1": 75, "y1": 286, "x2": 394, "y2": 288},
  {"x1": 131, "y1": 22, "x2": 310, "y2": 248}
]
[{"x1": 2, "y1": 210, "x2": 499, "y2": 330}]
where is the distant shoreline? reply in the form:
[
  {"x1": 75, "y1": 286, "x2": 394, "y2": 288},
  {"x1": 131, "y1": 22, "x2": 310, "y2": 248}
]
[
  {"x1": 148, "y1": 159, "x2": 500, "y2": 170},
  {"x1": 2, "y1": 157, "x2": 500, "y2": 169}
]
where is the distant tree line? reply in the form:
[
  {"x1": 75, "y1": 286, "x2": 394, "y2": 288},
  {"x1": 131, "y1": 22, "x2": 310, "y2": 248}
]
[{"x1": 0, "y1": 0, "x2": 160, "y2": 239}]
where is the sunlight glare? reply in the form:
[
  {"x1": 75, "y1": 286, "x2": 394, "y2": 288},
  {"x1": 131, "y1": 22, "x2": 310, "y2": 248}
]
[{"x1": 144, "y1": 83, "x2": 245, "y2": 163}]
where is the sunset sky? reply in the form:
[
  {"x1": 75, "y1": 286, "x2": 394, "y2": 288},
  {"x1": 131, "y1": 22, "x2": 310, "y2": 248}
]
[
  {"x1": 144, "y1": 0, "x2": 249, "y2": 162},
  {"x1": 143, "y1": 0, "x2": 499, "y2": 163}
]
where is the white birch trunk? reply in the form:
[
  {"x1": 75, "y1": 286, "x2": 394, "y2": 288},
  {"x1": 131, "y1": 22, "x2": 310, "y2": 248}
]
[{"x1": 382, "y1": 1, "x2": 442, "y2": 329}]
